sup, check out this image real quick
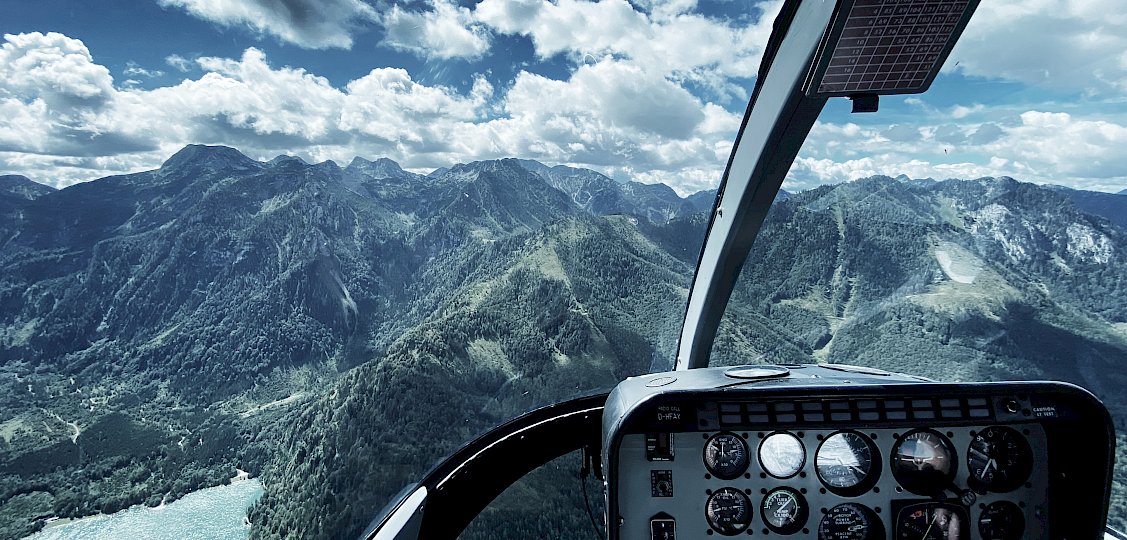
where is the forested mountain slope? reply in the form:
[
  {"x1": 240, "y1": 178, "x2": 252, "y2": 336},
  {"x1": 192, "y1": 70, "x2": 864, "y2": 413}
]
[
  {"x1": 1, "y1": 147, "x2": 1124, "y2": 539},
  {"x1": 253, "y1": 176, "x2": 1127, "y2": 538}
]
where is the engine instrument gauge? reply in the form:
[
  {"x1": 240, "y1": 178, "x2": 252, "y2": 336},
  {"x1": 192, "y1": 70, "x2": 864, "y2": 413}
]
[
  {"x1": 761, "y1": 487, "x2": 808, "y2": 534},
  {"x1": 815, "y1": 430, "x2": 880, "y2": 496},
  {"x1": 704, "y1": 432, "x2": 750, "y2": 480},
  {"x1": 759, "y1": 432, "x2": 805, "y2": 478},
  {"x1": 894, "y1": 502, "x2": 968, "y2": 539},
  {"x1": 891, "y1": 429, "x2": 957, "y2": 495},
  {"x1": 706, "y1": 487, "x2": 752, "y2": 535},
  {"x1": 977, "y1": 500, "x2": 1024, "y2": 540},
  {"x1": 818, "y1": 503, "x2": 884, "y2": 540},
  {"x1": 967, "y1": 426, "x2": 1033, "y2": 492}
]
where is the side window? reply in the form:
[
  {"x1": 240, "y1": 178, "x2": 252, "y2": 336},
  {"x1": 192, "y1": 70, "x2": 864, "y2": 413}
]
[{"x1": 460, "y1": 450, "x2": 605, "y2": 540}]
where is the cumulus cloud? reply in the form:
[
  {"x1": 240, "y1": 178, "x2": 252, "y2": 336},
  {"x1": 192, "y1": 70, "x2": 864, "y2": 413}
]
[
  {"x1": 992, "y1": 111, "x2": 1127, "y2": 184},
  {"x1": 949, "y1": 0, "x2": 1127, "y2": 95},
  {"x1": 0, "y1": 31, "x2": 742, "y2": 191},
  {"x1": 785, "y1": 109, "x2": 1127, "y2": 193},
  {"x1": 446, "y1": 58, "x2": 738, "y2": 193},
  {"x1": 0, "y1": 31, "x2": 115, "y2": 110},
  {"x1": 474, "y1": 0, "x2": 781, "y2": 100},
  {"x1": 1, "y1": 28, "x2": 1124, "y2": 196},
  {"x1": 157, "y1": 0, "x2": 377, "y2": 49},
  {"x1": 0, "y1": 32, "x2": 157, "y2": 159},
  {"x1": 382, "y1": 0, "x2": 491, "y2": 60},
  {"x1": 634, "y1": 0, "x2": 699, "y2": 21}
]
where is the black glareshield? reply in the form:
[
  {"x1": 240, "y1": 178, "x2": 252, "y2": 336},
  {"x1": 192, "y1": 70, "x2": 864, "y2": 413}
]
[{"x1": 601, "y1": 365, "x2": 1114, "y2": 540}]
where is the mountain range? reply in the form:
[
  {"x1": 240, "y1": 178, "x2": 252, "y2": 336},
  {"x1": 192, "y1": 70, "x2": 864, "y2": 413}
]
[{"x1": 0, "y1": 146, "x2": 1125, "y2": 539}]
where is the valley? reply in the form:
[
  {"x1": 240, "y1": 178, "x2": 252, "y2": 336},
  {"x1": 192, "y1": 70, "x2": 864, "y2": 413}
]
[{"x1": 0, "y1": 147, "x2": 1125, "y2": 539}]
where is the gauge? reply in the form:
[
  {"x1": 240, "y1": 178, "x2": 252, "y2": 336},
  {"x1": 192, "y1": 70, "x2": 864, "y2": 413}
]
[
  {"x1": 818, "y1": 503, "x2": 884, "y2": 540},
  {"x1": 761, "y1": 487, "x2": 807, "y2": 534},
  {"x1": 894, "y1": 502, "x2": 968, "y2": 539},
  {"x1": 759, "y1": 432, "x2": 805, "y2": 478},
  {"x1": 815, "y1": 430, "x2": 880, "y2": 496},
  {"x1": 967, "y1": 426, "x2": 1033, "y2": 492},
  {"x1": 706, "y1": 487, "x2": 752, "y2": 536},
  {"x1": 891, "y1": 429, "x2": 957, "y2": 495},
  {"x1": 977, "y1": 501, "x2": 1024, "y2": 540},
  {"x1": 703, "y1": 432, "x2": 750, "y2": 480}
]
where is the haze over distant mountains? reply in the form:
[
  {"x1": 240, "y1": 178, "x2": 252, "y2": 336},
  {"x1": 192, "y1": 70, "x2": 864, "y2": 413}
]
[{"x1": 1, "y1": 146, "x2": 1125, "y2": 539}]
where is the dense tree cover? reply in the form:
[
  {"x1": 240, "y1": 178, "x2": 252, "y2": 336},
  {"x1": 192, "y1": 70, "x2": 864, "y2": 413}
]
[{"x1": 2, "y1": 151, "x2": 1125, "y2": 538}]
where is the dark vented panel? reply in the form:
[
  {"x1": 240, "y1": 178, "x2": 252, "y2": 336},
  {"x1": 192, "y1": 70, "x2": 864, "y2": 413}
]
[{"x1": 715, "y1": 396, "x2": 993, "y2": 427}]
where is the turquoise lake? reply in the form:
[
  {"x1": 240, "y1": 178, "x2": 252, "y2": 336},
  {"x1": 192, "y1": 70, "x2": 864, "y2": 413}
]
[{"x1": 26, "y1": 479, "x2": 263, "y2": 540}]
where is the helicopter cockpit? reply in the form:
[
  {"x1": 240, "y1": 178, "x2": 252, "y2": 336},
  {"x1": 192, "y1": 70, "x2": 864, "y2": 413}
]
[{"x1": 362, "y1": 0, "x2": 1117, "y2": 538}]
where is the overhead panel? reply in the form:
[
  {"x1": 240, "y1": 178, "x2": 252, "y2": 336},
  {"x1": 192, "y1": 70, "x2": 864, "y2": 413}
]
[{"x1": 806, "y1": 0, "x2": 981, "y2": 97}]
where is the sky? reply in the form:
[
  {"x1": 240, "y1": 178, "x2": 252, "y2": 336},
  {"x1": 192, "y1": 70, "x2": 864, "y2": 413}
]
[{"x1": 1, "y1": 0, "x2": 1125, "y2": 195}]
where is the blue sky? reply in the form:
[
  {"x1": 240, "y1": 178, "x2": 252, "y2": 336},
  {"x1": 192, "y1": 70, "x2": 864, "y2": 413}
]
[{"x1": 1, "y1": 0, "x2": 1125, "y2": 194}]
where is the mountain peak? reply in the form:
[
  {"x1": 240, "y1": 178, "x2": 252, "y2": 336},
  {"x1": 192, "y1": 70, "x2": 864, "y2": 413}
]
[
  {"x1": 1, "y1": 174, "x2": 56, "y2": 200},
  {"x1": 161, "y1": 144, "x2": 261, "y2": 171},
  {"x1": 446, "y1": 158, "x2": 537, "y2": 180},
  {"x1": 268, "y1": 154, "x2": 308, "y2": 167},
  {"x1": 345, "y1": 156, "x2": 404, "y2": 178}
]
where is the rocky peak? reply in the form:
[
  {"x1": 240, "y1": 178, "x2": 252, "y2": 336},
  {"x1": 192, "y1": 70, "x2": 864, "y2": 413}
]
[
  {"x1": 161, "y1": 144, "x2": 262, "y2": 172},
  {"x1": 345, "y1": 157, "x2": 404, "y2": 179},
  {"x1": 0, "y1": 174, "x2": 55, "y2": 200}
]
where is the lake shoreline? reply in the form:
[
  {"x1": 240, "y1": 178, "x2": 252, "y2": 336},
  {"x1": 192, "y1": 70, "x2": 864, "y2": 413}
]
[{"x1": 26, "y1": 474, "x2": 262, "y2": 540}]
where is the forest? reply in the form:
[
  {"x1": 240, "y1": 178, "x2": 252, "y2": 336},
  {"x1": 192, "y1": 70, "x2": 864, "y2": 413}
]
[{"x1": 1, "y1": 148, "x2": 1125, "y2": 539}]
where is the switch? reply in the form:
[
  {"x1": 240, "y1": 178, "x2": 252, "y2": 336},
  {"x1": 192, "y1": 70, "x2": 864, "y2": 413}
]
[{"x1": 650, "y1": 513, "x2": 676, "y2": 540}]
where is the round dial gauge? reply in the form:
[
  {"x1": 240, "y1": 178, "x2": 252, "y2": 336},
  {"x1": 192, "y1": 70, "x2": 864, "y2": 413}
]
[
  {"x1": 978, "y1": 500, "x2": 1025, "y2": 540},
  {"x1": 891, "y1": 429, "x2": 957, "y2": 495},
  {"x1": 761, "y1": 487, "x2": 808, "y2": 534},
  {"x1": 815, "y1": 431, "x2": 880, "y2": 496},
  {"x1": 706, "y1": 487, "x2": 752, "y2": 536},
  {"x1": 818, "y1": 503, "x2": 885, "y2": 540},
  {"x1": 967, "y1": 426, "x2": 1033, "y2": 492},
  {"x1": 704, "y1": 432, "x2": 750, "y2": 480},
  {"x1": 759, "y1": 432, "x2": 805, "y2": 478},
  {"x1": 894, "y1": 502, "x2": 968, "y2": 539}
]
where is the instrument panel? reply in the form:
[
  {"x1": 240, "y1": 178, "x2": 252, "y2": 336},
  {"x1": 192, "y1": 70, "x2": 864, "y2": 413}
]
[{"x1": 601, "y1": 364, "x2": 1114, "y2": 540}]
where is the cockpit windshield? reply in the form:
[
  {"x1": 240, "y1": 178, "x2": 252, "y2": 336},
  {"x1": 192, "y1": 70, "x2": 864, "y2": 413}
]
[
  {"x1": 711, "y1": 1, "x2": 1127, "y2": 531},
  {"x1": 0, "y1": 1, "x2": 1123, "y2": 539}
]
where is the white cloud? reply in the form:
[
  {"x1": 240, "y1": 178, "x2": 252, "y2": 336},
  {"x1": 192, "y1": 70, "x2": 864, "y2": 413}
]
[
  {"x1": 340, "y1": 68, "x2": 491, "y2": 152},
  {"x1": 949, "y1": 0, "x2": 1127, "y2": 95},
  {"x1": 504, "y1": 60, "x2": 705, "y2": 140},
  {"x1": 0, "y1": 32, "x2": 115, "y2": 110},
  {"x1": 181, "y1": 48, "x2": 344, "y2": 139},
  {"x1": 634, "y1": 0, "x2": 699, "y2": 21},
  {"x1": 157, "y1": 0, "x2": 376, "y2": 49},
  {"x1": 2, "y1": 29, "x2": 1124, "y2": 197},
  {"x1": 165, "y1": 54, "x2": 193, "y2": 72},
  {"x1": 474, "y1": 0, "x2": 781, "y2": 100},
  {"x1": 124, "y1": 62, "x2": 164, "y2": 79},
  {"x1": 0, "y1": 34, "x2": 501, "y2": 185},
  {"x1": 382, "y1": 0, "x2": 491, "y2": 60},
  {"x1": 785, "y1": 109, "x2": 1127, "y2": 193},
  {"x1": 455, "y1": 58, "x2": 737, "y2": 193},
  {"x1": 0, "y1": 32, "x2": 740, "y2": 192},
  {"x1": 0, "y1": 32, "x2": 156, "y2": 160},
  {"x1": 950, "y1": 104, "x2": 985, "y2": 119},
  {"x1": 987, "y1": 111, "x2": 1127, "y2": 185}
]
